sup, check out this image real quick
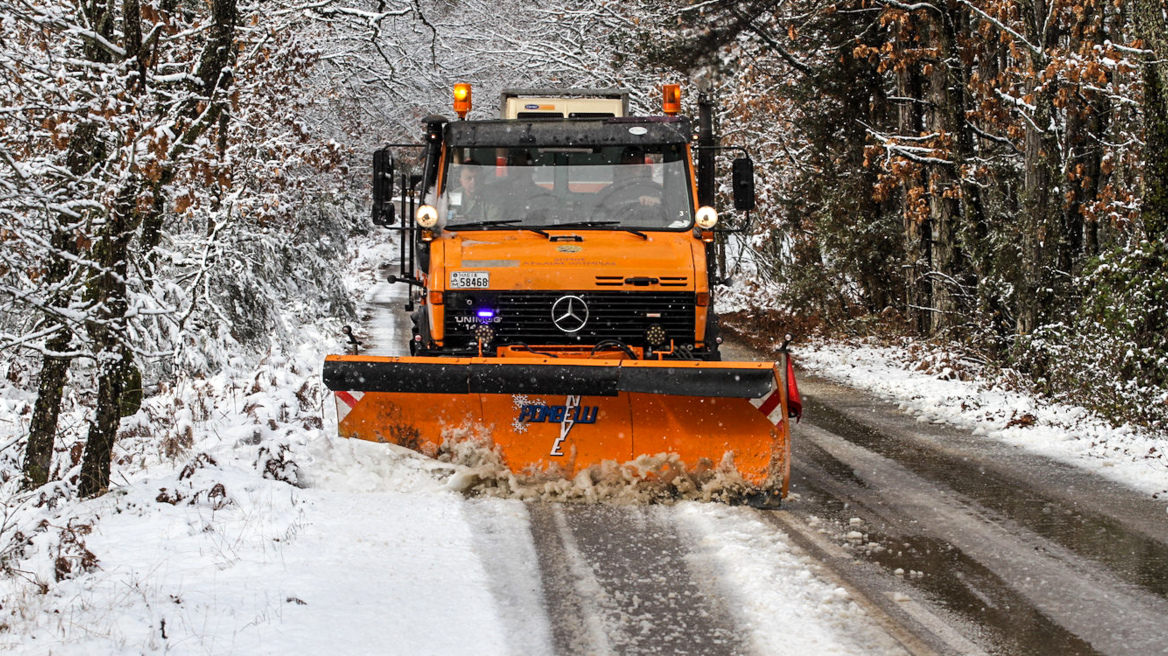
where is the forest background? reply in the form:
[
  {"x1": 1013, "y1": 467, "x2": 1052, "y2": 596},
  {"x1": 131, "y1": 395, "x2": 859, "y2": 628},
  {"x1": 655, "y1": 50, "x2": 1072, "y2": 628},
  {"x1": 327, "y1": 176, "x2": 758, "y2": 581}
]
[{"x1": 1, "y1": 0, "x2": 1166, "y2": 496}]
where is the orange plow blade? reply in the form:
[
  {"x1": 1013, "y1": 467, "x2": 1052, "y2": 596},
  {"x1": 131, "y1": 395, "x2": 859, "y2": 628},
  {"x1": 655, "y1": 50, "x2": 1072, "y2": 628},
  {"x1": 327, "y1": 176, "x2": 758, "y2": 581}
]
[{"x1": 323, "y1": 354, "x2": 793, "y2": 502}]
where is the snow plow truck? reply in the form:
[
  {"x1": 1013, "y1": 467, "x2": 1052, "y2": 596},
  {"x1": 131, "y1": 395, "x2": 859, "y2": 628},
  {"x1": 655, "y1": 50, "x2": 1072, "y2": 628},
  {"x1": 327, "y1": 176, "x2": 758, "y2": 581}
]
[{"x1": 323, "y1": 85, "x2": 800, "y2": 505}]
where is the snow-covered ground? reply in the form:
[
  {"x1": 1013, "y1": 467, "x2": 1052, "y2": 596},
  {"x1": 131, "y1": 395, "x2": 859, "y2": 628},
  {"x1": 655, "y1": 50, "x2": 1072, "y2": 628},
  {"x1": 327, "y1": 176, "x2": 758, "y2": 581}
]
[
  {"x1": 0, "y1": 237, "x2": 904, "y2": 654},
  {"x1": 792, "y1": 339, "x2": 1168, "y2": 504}
]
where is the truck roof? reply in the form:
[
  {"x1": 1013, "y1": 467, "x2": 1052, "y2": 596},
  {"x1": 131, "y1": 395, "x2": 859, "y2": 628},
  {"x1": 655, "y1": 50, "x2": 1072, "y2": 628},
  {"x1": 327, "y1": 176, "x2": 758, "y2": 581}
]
[{"x1": 445, "y1": 116, "x2": 692, "y2": 148}]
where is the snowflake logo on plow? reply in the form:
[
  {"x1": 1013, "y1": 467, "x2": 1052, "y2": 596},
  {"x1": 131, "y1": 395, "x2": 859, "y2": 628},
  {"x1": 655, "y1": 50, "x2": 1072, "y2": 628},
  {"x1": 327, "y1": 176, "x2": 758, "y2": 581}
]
[
  {"x1": 511, "y1": 394, "x2": 535, "y2": 434},
  {"x1": 515, "y1": 395, "x2": 600, "y2": 456}
]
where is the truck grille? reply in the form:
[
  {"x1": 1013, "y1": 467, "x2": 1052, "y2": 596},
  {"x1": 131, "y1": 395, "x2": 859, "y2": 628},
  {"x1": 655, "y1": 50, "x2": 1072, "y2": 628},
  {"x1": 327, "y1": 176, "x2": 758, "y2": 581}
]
[{"x1": 444, "y1": 291, "x2": 696, "y2": 346}]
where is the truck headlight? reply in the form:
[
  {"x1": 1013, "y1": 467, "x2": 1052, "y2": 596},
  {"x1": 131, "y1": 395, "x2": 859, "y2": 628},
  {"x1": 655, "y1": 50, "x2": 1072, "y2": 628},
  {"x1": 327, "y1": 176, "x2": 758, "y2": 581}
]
[
  {"x1": 645, "y1": 324, "x2": 667, "y2": 346},
  {"x1": 695, "y1": 206, "x2": 718, "y2": 229},
  {"x1": 416, "y1": 204, "x2": 439, "y2": 228},
  {"x1": 474, "y1": 323, "x2": 495, "y2": 344}
]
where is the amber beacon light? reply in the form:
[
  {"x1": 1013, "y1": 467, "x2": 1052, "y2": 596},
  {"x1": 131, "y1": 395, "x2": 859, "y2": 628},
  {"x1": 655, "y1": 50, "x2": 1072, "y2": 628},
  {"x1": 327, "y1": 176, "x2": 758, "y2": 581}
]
[
  {"x1": 662, "y1": 84, "x2": 681, "y2": 116},
  {"x1": 453, "y1": 83, "x2": 472, "y2": 119}
]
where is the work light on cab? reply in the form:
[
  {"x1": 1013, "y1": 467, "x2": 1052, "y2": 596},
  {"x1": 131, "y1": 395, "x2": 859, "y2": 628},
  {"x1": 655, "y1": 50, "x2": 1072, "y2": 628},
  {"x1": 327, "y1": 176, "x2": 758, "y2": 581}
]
[
  {"x1": 695, "y1": 205, "x2": 718, "y2": 229},
  {"x1": 662, "y1": 84, "x2": 681, "y2": 116},
  {"x1": 453, "y1": 83, "x2": 472, "y2": 119},
  {"x1": 416, "y1": 204, "x2": 439, "y2": 228}
]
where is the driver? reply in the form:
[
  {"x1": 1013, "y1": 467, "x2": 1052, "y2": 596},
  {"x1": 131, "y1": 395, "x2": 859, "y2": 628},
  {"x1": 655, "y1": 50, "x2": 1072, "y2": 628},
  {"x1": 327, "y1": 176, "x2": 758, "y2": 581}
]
[{"x1": 452, "y1": 159, "x2": 495, "y2": 222}]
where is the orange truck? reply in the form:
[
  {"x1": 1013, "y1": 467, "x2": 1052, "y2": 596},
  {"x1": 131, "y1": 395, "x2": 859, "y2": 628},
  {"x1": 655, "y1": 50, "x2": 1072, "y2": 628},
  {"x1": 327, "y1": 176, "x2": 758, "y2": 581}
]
[{"x1": 323, "y1": 85, "x2": 799, "y2": 505}]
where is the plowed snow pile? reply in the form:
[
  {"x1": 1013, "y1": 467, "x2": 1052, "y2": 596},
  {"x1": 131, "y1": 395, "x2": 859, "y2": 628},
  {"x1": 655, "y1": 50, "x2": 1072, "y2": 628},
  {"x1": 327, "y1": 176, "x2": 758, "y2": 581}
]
[{"x1": 436, "y1": 434, "x2": 762, "y2": 505}]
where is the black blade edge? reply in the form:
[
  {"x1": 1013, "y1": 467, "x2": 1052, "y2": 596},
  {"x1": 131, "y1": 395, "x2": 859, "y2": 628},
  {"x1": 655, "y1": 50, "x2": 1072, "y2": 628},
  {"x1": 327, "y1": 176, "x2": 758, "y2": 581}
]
[{"x1": 324, "y1": 359, "x2": 772, "y2": 398}]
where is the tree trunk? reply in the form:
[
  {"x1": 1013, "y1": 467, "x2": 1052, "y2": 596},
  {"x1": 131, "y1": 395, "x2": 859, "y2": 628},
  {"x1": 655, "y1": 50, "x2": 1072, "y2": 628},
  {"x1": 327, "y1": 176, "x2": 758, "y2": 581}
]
[
  {"x1": 942, "y1": 6, "x2": 992, "y2": 336},
  {"x1": 1015, "y1": 0, "x2": 1061, "y2": 336},
  {"x1": 1141, "y1": 63, "x2": 1168, "y2": 241},
  {"x1": 924, "y1": 11, "x2": 968, "y2": 335},
  {"x1": 195, "y1": 0, "x2": 238, "y2": 97},
  {"x1": 78, "y1": 182, "x2": 138, "y2": 497},
  {"x1": 81, "y1": 0, "x2": 115, "y2": 63},
  {"x1": 1131, "y1": 0, "x2": 1168, "y2": 361},
  {"x1": 22, "y1": 122, "x2": 105, "y2": 488},
  {"x1": 77, "y1": 350, "x2": 132, "y2": 496},
  {"x1": 1016, "y1": 100, "x2": 1059, "y2": 335},
  {"x1": 24, "y1": 335, "x2": 72, "y2": 487},
  {"x1": 1081, "y1": 95, "x2": 1109, "y2": 258},
  {"x1": 1059, "y1": 1, "x2": 1106, "y2": 275},
  {"x1": 895, "y1": 33, "x2": 930, "y2": 334},
  {"x1": 1132, "y1": 0, "x2": 1168, "y2": 241}
]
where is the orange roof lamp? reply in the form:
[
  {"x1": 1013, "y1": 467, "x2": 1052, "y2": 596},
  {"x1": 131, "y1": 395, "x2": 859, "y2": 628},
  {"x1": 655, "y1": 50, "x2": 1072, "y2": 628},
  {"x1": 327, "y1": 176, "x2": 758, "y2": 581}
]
[
  {"x1": 453, "y1": 83, "x2": 472, "y2": 119},
  {"x1": 662, "y1": 84, "x2": 681, "y2": 116}
]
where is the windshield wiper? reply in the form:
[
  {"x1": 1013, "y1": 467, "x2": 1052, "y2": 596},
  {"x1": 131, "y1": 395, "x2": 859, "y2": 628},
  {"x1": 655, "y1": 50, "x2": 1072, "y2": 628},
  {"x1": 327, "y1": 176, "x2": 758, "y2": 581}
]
[
  {"x1": 555, "y1": 220, "x2": 619, "y2": 228},
  {"x1": 451, "y1": 219, "x2": 549, "y2": 238},
  {"x1": 555, "y1": 221, "x2": 648, "y2": 239}
]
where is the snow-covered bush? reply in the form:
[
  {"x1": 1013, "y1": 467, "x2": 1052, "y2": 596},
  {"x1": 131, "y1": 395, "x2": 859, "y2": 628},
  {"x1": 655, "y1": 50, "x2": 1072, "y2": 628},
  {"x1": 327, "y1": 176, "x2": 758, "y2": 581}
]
[{"x1": 1016, "y1": 240, "x2": 1168, "y2": 429}]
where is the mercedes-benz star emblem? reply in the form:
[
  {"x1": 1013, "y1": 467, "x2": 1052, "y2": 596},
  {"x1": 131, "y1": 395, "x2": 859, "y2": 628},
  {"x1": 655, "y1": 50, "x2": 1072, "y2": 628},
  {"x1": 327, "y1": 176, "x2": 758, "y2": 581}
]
[{"x1": 551, "y1": 295, "x2": 589, "y2": 334}]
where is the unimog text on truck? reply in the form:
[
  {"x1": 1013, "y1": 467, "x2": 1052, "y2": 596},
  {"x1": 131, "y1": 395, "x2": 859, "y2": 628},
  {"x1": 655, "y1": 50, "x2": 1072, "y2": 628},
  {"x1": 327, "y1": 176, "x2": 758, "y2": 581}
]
[{"x1": 322, "y1": 85, "x2": 800, "y2": 505}]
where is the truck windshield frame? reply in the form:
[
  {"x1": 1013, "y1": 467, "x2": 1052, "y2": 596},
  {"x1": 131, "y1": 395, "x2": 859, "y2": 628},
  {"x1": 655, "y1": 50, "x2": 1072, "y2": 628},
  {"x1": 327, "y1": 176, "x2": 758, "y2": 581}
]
[{"x1": 438, "y1": 144, "x2": 695, "y2": 231}]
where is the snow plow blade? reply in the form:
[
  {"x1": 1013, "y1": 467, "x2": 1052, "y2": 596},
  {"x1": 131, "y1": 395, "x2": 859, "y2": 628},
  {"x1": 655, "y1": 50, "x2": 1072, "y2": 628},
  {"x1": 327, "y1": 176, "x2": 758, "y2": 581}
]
[{"x1": 323, "y1": 354, "x2": 794, "y2": 499}]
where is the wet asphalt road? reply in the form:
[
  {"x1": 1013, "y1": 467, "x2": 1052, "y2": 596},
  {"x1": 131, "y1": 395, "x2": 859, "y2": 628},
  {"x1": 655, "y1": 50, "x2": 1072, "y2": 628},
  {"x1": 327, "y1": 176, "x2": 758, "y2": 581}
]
[{"x1": 776, "y1": 372, "x2": 1168, "y2": 655}]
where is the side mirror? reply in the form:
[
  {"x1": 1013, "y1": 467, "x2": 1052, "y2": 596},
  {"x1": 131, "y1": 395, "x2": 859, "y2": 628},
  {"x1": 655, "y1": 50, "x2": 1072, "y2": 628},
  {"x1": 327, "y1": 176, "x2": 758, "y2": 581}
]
[
  {"x1": 731, "y1": 157, "x2": 756, "y2": 212},
  {"x1": 372, "y1": 148, "x2": 396, "y2": 225}
]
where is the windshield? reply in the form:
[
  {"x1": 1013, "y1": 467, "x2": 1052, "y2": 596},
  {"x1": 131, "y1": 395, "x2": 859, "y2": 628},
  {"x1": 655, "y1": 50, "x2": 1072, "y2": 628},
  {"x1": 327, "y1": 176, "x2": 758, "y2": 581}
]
[{"x1": 439, "y1": 145, "x2": 694, "y2": 230}]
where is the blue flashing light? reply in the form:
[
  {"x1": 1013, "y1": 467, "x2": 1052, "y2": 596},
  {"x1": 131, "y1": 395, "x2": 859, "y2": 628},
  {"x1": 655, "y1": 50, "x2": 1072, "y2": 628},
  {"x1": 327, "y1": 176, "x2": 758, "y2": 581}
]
[{"x1": 477, "y1": 310, "x2": 495, "y2": 318}]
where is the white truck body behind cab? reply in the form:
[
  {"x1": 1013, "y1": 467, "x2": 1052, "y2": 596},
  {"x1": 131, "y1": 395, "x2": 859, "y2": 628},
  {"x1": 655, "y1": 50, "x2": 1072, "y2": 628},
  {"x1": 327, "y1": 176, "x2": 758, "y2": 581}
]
[{"x1": 500, "y1": 88, "x2": 629, "y2": 119}]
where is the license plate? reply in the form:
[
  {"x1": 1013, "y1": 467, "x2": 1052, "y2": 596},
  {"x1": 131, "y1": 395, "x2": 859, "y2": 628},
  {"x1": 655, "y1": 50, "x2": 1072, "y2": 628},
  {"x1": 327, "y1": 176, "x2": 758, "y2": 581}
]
[{"x1": 450, "y1": 271, "x2": 489, "y2": 289}]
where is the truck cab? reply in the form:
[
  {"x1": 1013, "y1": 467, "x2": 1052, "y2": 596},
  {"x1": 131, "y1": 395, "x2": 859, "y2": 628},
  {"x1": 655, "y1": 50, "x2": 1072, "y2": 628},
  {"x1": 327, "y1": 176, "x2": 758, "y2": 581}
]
[{"x1": 374, "y1": 86, "x2": 754, "y2": 362}]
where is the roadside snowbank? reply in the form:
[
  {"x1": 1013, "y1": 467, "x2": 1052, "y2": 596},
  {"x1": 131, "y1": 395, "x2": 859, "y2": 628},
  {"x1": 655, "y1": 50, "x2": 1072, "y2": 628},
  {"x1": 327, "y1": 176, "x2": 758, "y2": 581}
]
[{"x1": 795, "y1": 339, "x2": 1168, "y2": 501}]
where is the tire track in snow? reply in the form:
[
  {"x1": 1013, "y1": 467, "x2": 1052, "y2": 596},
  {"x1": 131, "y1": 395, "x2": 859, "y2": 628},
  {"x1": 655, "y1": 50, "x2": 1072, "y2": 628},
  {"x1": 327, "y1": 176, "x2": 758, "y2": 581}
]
[
  {"x1": 463, "y1": 499, "x2": 557, "y2": 655},
  {"x1": 529, "y1": 503, "x2": 747, "y2": 656},
  {"x1": 529, "y1": 504, "x2": 615, "y2": 655}
]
